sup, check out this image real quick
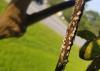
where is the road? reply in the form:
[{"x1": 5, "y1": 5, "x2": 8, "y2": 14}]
[{"x1": 5, "y1": 0, "x2": 86, "y2": 47}]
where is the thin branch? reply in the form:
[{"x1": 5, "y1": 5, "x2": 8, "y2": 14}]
[
  {"x1": 55, "y1": 0, "x2": 86, "y2": 71},
  {"x1": 86, "y1": 56, "x2": 100, "y2": 71}
]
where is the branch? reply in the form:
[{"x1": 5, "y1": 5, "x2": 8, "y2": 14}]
[
  {"x1": 0, "y1": 0, "x2": 90, "y2": 39},
  {"x1": 55, "y1": 0, "x2": 86, "y2": 71},
  {"x1": 0, "y1": 0, "x2": 75, "y2": 39},
  {"x1": 26, "y1": 0, "x2": 90, "y2": 26},
  {"x1": 86, "y1": 56, "x2": 100, "y2": 71},
  {"x1": 26, "y1": 0, "x2": 75, "y2": 26}
]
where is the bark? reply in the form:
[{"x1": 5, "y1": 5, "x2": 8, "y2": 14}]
[{"x1": 55, "y1": 0, "x2": 86, "y2": 71}]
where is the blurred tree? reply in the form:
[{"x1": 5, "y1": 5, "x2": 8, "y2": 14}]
[{"x1": 78, "y1": 10, "x2": 100, "y2": 36}]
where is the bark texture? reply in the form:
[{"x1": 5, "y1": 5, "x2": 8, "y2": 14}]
[{"x1": 55, "y1": 0, "x2": 86, "y2": 71}]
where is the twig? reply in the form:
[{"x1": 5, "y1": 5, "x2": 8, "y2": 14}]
[{"x1": 55, "y1": 0, "x2": 86, "y2": 71}]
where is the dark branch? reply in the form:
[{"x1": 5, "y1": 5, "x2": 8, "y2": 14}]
[
  {"x1": 26, "y1": 0, "x2": 90, "y2": 26},
  {"x1": 86, "y1": 56, "x2": 100, "y2": 71},
  {"x1": 0, "y1": 0, "x2": 90, "y2": 39},
  {"x1": 26, "y1": 0, "x2": 75, "y2": 26}
]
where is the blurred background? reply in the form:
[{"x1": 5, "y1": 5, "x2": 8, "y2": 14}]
[{"x1": 0, "y1": 0, "x2": 100, "y2": 71}]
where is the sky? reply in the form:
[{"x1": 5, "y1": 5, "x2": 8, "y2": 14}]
[{"x1": 86, "y1": 0, "x2": 100, "y2": 13}]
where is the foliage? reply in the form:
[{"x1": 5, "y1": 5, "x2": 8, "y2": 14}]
[
  {"x1": 63, "y1": 9, "x2": 100, "y2": 37},
  {"x1": 78, "y1": 10, "x2": 100, "y2": 37},
  {"x1": 63, "y1": 7, "x2": 73, "y2": 22},
  {"x1": 49, "y1": 0, "x2": 100, "y2": 37}
]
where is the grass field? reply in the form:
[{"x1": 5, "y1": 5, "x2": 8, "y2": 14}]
[
  {"x1": 0, "y1": 0, "x2": 7, "y2": 14},
  {"x1": 0, "y1": 1, "x2": 90, "y2": 71},
  {"x1": 0, "y1": 23, "x2": 63, "y2": 71},
  {"x1": 0, "y1": 23, "x2": 90, "y2": 71}
]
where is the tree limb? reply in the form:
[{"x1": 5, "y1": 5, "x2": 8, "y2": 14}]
[
  {"x1": 55, "y1": 0, "x2": 86, "y2": 71},
  {"x1": 26, "y1": 0, "x2": 90, "y2": 25},
  {"x1": 0, "y1": 0, "x2": 89, "y2": 39}
]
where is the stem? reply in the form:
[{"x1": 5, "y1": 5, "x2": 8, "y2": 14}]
[{"x1": 55, "y1": 0, "x2": 86, "y2": 71}]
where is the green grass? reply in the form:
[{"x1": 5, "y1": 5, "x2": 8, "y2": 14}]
[
  {"x1": 66, "y1": 45, "x2": 90, "y2": 71},
  {"x1": 0, "y1": 23, "x2": 90, "y2": 71},
  {"x1": 0, "y1": 1, "x2": 91, "y2": 71},
  {"x1": 0, "y1": 23, "x2": 63, "y2": 71},
  {"x1": 49, "y1": 0, "x2": 63, "y2": 5},
  {"x1": 0, "y1": 0, "x2": 7, "y2": 14}
]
